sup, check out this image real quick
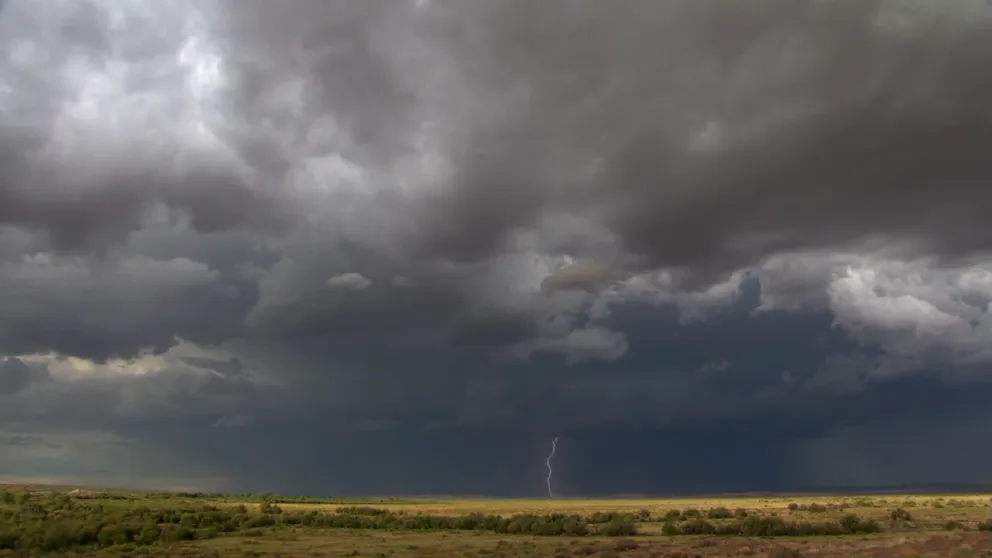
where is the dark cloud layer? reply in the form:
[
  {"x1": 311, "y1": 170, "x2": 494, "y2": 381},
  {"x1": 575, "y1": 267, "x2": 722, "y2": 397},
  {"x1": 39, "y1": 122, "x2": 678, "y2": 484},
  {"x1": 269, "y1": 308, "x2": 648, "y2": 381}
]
[
  {"x1": 209, "y1": 0, "x2": 992, "y2": 277},
  {"x1": 2, "y1": 0, "x2": 992, "y2": 496}
]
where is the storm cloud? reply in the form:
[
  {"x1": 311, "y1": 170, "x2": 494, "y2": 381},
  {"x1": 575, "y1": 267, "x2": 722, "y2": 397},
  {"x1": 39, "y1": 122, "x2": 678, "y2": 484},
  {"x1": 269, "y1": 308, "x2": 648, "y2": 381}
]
[{"x1": 2, "y1": 0, "x2": 992, "y2": 495}]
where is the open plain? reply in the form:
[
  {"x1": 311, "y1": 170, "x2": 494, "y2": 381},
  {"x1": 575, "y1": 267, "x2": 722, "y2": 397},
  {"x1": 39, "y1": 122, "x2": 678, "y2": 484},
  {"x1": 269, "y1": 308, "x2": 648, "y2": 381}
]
[{"x1": 1, "y1": 486, "x2": 990, "y2": 557}]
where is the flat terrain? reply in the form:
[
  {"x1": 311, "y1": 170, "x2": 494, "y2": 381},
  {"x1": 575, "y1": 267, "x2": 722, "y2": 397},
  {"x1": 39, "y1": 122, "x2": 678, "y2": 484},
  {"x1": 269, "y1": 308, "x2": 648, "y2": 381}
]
[{"x1": 1, "y1": 485, "x2": 989, "y2": 557}]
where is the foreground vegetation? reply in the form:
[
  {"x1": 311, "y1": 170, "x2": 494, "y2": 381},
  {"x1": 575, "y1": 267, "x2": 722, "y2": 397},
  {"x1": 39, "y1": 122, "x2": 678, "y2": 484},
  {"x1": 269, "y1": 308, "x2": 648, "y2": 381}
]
[{"x1": 0, "y1": 486, "x2": 989, "y2": 557}]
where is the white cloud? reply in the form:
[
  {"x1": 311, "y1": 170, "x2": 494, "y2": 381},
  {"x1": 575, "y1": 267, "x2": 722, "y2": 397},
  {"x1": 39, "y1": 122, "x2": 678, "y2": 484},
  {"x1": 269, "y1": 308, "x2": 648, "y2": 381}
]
[
  {"x1": 825, "y1": 259, "x2": 992, "y2": 371},
  {"x1": 17, "y1": 339, "x2": 245, "y2": 380},
  {"x1": 601, "y1": 268, "x2": 749, "y2": 323},
  {"x1": 828, "y1": 265, "x2": 965, "y2": 334},
  {"x1": 747, "y1": 250, "x2": 992, "y2": 378},
  {"x1": 327, "y1": 272, "x2": 372, "y2": 290},
  {"x1": 752, "y1": 251, "x2": 855, "y2": 312}
]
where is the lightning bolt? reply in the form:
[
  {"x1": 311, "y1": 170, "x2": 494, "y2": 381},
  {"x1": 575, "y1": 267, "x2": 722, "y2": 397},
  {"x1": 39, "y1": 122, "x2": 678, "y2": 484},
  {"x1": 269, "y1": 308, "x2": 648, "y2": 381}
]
[{"x1": 545, "y1": 436, "x2": 559, "y2": 499}]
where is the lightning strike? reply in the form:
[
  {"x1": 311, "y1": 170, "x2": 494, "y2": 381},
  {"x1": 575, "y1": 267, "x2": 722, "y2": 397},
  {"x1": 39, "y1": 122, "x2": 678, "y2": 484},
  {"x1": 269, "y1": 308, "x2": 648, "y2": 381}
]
[{"x1": 545, "y1": 436, "x2": 559, "y2": 499}]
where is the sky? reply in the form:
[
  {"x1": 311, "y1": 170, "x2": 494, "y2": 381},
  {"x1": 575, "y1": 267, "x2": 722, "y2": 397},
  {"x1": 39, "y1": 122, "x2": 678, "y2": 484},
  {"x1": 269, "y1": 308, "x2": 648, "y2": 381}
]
[{"x1": 1, "y1": 0, "x2": 992, "y2": 497}]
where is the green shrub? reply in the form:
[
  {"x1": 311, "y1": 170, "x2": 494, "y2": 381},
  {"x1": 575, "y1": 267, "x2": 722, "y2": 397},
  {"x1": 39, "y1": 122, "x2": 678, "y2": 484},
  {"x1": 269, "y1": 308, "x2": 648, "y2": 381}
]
[
  {"x1": 705, "y1": 507, "x2": 733, "y2": 519},
  {"x1": 587, "y1": 511, "x2": 635, "y2": 525},
  {"x1": 336, "y1": 506, "x2": 390, "y2": 516},
  {"x1": 598, "y1": 519, "x2": 638, "y2": 537},
  {"x1": 943, "y1": 520, "x2": 965, "y2": 531},
  {"x1": 678, "y1": 519, "x2": 716, "y2": 535}
]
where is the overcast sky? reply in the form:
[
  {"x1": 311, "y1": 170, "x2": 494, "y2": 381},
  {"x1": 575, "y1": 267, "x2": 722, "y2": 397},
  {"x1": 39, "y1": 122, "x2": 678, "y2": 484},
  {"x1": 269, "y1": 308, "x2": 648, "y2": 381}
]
[{"x1": 2, "y1": 0, "x2": 992, "y2": 497}]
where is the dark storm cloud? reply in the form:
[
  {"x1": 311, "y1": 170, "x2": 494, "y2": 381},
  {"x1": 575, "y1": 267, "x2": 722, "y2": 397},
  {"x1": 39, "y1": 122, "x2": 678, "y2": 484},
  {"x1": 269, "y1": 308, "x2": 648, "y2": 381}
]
[
  {"x1": 249, "y1": 271, "x2": 470, "y2": 343},
  {"x1": 0, "y1": 155, "x2": 292, "y2": 252},
  {"x1": 0, "y1": 255, "x2": 253, "y2": 361},
  {"x1": 243, "y1": 294, "x2": 856, "y2": 436},
  {"x1": 6, "y1": 0, "x2": 991, "y2": 359},
  {"x1": 3, "y1": 296, "x2": 991, "y2": 495},
  {"x1": 209, "y1": 0, "x2": 422, "y2": 165},
  {"x1": 450, "y1": 310, "x2": 539, "y2": 348},
  {"x1": 4, "y1": 0, "x2": 992, "y2": 497},
  {"x1": 209, "y1": 0, "x2": 992, "y2": 279},
  {"x1": 83, "y1": 361, "x2": 992, "y2": 497}
]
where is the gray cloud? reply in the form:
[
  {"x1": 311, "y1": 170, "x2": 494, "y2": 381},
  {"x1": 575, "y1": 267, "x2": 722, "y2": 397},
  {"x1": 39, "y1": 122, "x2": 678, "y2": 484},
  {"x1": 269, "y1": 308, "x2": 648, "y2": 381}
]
[
  {"x1": 0, "y1": 357, "x2": 51, "y2": 394},
  {"x1": 0, "y1": 0, "x2": 295, "y2": 254},
  {"x1": 2, "y1": 0, "x2": 992, "y2": 496},
  {"x1": 206, "y1": 0, "x2": 992, "y2": 278},
  {"x1": 0, "y1": 254, "x2": 246, "y2": 361},
  {"x1": 451, "y1": 309, "x2": 539, "y2": 348},
  {"x1": 182, "y1": 357, "x2": 244, "y2": 378},
  {"x1": 0, "y1": 435, "x2": 61, "y2": 449},
  {"x1": 541, "y1": 259, "x2": 625, "y2": 296}
]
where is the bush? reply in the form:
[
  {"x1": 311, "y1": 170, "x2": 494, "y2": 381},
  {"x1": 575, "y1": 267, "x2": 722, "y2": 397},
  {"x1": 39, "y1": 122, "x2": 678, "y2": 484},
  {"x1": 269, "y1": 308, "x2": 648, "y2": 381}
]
[
  {"x1": 675, "y1": 514, "x2": 882, "y2": 537},
  {"x1": 599, "y1": 519, "x2": 638, "y2": 537},
  {"x1": 839, "y1": 515, "x2": 880, "y2": 534},
  {"x1": 943, "y1": 520, "x2": 965, "y2": 531},
  {"x1": 678, "y1": 519, "x2": 716, "y2": 535},
  {"x1": 977, "y1": 521, "x2": 990, "y2": 532},
  {"x1": 336, "y1": 506, "x2": 389, "y2": 516},
  {"x1": 588, "y1": 511, "x2": 635, "y2": 525},
  {"x1": 705, "y1": 507, "x2": 733, "y2": 519},
  {"x1": 889, "y1": 508, "x2": 912, "y2": 521}
]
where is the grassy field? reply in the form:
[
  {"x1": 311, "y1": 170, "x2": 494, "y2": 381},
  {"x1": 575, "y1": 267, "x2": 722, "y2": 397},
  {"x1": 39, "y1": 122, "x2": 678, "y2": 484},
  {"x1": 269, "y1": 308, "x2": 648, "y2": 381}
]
[{"x1": 1, "y1": 485, "x2": 990, "y2": 557}]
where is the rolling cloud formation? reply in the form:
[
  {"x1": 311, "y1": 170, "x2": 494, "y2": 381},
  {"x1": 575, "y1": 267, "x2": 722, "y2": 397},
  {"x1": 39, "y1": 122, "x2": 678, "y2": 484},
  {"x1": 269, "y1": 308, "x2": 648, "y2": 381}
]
[{"x1": 1, "y1": 0, "x2": 992, "y2": 496}]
